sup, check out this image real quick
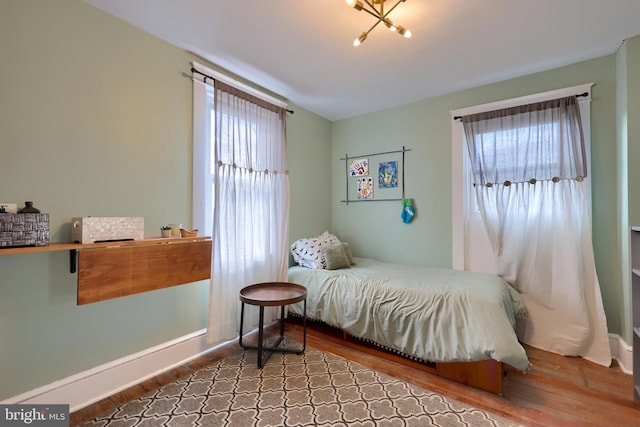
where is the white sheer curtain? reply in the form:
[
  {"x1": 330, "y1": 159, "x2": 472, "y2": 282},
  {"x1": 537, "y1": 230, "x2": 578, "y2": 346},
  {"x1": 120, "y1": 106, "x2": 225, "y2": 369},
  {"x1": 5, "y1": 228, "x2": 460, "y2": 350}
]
[
  {"x1": 192, "y1": 72, "x2": 290, "y2": 345},
  {"x1": 462, "y1": 96, "x2": 611, "y2": 366}
]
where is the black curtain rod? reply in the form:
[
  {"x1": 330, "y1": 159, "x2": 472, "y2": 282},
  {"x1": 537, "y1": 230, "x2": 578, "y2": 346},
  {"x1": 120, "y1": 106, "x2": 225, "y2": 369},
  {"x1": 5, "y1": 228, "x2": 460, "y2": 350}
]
[
  {"x1": 191, "y1": 67, "x2": 294, "y2": 115},
  {"x1": 452, "y1": 92, "x2": 589, "y2": 121}
]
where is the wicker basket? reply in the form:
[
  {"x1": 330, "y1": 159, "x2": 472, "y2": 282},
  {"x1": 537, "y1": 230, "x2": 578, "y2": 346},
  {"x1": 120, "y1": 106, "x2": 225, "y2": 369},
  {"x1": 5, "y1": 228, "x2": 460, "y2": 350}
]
[
  {"x1": 179, "y1": 228, "x2": 198, "y2": 238},
  {"x1": 0, "y1": 213, "x2": 50, "y2": 247}
]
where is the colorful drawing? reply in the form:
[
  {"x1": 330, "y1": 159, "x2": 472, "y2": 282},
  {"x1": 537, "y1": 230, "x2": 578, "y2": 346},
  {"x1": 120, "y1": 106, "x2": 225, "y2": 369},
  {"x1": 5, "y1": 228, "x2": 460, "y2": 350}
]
[
  {"x1": 357, "y1": 176, "x2": 374, "y2": 199},
  {"x1": 378, "y1": 161, "x2": 398, "y2": 188},
  {"x1": 349, "y1": 158, "x2": 369, "y2": 176}
]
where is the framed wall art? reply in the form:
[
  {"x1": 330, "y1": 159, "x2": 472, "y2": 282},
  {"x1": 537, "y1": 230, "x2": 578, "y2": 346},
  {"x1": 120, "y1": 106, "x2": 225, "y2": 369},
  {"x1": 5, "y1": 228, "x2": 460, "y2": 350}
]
[{"x1": 340, "y1": 146, "x2": 410, "y2": 204}]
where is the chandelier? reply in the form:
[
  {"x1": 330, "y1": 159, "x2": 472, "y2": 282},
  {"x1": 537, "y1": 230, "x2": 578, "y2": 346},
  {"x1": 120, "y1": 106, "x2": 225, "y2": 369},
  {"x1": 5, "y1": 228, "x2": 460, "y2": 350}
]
[{"x1": 345, "y1": 0, "x2": 412, "y2": 46}]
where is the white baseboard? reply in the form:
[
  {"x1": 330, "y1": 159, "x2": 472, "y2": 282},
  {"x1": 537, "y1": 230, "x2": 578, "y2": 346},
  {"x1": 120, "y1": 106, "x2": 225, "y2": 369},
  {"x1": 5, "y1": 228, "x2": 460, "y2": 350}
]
[
  {"x1": 609, "y1": 333, "x2": 633, "y2": 375},
  {"x1": 2, "y1": 329, "x2": 228, "y2": 412}
]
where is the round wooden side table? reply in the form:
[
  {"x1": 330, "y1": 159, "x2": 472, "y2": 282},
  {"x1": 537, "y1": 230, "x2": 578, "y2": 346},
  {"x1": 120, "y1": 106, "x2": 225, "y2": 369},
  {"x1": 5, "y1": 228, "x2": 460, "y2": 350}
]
[{"x1": 238, "y1": 282, "x2": 307, "y2": 368}]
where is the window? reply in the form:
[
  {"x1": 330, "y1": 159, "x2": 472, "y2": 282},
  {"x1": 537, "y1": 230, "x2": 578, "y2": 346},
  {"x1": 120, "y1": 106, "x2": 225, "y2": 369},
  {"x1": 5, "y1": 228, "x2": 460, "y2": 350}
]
[
  {"x1": 450, "y1": 83, "x2": 612, "y2": 367},
  {"x1": 450, "y1": 83, "x2": 593, "y2": 270},
  {"x1": 192, "y1": 62, "x2": 290, "y2": 344}
]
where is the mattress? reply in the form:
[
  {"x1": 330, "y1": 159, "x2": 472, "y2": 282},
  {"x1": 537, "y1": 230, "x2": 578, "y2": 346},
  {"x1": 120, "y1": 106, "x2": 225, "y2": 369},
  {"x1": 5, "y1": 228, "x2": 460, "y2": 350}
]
[{"x1": 287, "y1": 257, "x2": 530, "y2": 371}]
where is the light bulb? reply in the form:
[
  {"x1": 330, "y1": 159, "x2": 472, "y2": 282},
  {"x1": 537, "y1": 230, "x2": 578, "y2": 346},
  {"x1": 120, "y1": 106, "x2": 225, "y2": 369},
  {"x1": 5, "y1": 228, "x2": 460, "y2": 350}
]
[
  {"x1": 345, "y1": 0, "x2": 364, "y2": 10},
  {"x1": 353, "y1": 32, "x2": 367, "y2": 46},
  {"x1": 384, "y1": 20, "x2": 398, "y2": 32},
  {"x1": 397, "y1": 26, "x2": 412, "y2": 38}
]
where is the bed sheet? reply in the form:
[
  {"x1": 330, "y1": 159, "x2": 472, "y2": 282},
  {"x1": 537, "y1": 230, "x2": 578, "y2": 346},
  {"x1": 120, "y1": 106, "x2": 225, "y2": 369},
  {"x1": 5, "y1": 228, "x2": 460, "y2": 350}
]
[{"x1": 287, "y1": 257, "x2": 530, "y2": 371}]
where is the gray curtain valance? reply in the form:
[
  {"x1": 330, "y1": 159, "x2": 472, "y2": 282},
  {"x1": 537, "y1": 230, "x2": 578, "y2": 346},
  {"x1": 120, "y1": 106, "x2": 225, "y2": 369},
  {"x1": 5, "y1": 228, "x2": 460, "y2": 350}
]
[{"x1": 461, "y1": 96, "x2": 586, "y2": 186}]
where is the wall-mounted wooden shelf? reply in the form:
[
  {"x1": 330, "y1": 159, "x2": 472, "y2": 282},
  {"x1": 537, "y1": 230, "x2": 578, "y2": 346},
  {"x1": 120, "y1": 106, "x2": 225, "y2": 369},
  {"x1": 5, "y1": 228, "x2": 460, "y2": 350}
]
[
  {"x1": 0, "y1": 236, "x2": 210, "y2": 255},
  {"x1": 0, "y1": 237, "x2": 213, "y2": 305},
  {"x1": 0, "y1": 242, "x2": 80, "y2": 255}
]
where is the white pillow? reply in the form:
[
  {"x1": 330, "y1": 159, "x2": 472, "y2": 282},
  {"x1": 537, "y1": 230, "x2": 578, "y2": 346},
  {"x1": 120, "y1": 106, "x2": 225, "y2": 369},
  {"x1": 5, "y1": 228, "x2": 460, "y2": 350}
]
[{"x1": 290, "y1": 231, "x2": 341, "y2": 269}]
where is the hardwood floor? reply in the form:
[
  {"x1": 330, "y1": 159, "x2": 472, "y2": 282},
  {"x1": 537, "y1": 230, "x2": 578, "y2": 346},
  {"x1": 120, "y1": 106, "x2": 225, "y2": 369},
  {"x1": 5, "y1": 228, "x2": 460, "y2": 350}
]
[{"x1": 70, "y1": 321, "x2": 640, "y2": 426}]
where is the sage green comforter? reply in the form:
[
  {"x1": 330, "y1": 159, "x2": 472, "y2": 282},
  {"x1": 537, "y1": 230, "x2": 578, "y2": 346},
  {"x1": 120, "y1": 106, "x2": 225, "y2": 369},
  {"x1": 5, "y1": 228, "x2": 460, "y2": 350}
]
[{"x1": 288, "y1": 258, "x2": 530, "y2": 371}]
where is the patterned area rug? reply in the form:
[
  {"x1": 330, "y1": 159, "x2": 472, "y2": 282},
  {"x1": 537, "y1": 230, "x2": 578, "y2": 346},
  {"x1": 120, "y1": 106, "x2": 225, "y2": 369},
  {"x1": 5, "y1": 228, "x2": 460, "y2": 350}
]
[{"x1": 80, "y1": 342, "x2": 521, "y2": 426}]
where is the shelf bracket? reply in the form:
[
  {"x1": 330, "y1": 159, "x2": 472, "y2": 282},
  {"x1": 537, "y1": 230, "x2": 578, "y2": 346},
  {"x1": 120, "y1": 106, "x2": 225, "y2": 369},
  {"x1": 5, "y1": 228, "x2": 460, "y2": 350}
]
[{"x1": 69, "y1": 249, "x2": 77, "y2": 274}]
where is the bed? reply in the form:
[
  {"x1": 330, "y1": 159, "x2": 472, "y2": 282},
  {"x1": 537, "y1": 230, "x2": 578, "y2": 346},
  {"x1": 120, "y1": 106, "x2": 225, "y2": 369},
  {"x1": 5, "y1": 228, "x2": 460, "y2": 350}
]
[{"x1": 287, "y1": 256, "x2": 530, "y2": 394}]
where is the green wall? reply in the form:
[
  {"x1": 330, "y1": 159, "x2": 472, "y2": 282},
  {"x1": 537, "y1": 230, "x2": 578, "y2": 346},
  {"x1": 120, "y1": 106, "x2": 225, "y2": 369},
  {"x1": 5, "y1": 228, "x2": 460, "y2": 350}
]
[
  {"x1": 332, "y1": 55, "x2": 627, "y2": 340},
  {"x1": 626, "y1": 38, "x2": 640, "y2": 236},
  {"x1": 623, "y1": 37, "x2": 640, "y2": 344},
  {"x1": 0, "y1": 0, "x2": 331, "y2": 400},
  {"x1": 288, "y1": 107, "x2": 333, "y2": 241}
]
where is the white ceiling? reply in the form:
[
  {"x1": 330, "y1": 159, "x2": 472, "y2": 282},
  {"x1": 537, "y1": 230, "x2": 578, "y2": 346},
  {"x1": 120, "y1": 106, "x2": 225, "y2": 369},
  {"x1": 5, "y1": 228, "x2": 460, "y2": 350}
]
[{"x1": 84, "y1": 0, "x2": 640, "y2": 121}]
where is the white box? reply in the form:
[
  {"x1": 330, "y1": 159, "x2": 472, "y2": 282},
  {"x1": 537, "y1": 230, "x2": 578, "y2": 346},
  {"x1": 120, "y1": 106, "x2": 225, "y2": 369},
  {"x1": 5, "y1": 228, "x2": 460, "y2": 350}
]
[{"x1": 71, "y1": 217, "x2": 144, "y2": 244}]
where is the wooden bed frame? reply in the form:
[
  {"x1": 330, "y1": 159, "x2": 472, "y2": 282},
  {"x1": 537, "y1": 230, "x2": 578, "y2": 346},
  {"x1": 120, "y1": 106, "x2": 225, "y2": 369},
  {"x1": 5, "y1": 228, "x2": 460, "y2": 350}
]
[{"x1": 287, "y1": 316, "x2": 504, "y2": 395}]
